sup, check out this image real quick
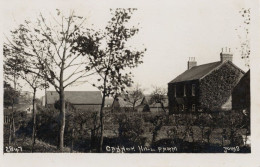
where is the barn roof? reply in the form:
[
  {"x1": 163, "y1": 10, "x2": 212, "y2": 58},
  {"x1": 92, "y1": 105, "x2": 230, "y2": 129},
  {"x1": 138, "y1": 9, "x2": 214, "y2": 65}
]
[
  {"x1": 46, "y1": 91, "x2": 102, "y2": 105},
  {"x1": 169, "y1": 61, "x2": 223, "y2": 83}
]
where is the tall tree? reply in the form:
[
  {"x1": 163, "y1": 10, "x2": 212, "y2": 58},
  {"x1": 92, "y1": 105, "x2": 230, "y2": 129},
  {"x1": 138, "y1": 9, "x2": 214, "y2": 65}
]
[
  {"x1": 21, "y1": 66, "x2": 46, "y2": 152},
  {"x1": 4, "y1": 10, "x2": 94, "y2": 152},
  {"x1": 73, "y1": 8, "x2": 146, "y2": 152},
  {"x1": 236, "y1": 8, "x2": 250, "y2": 68},
  {"x1": 4, "y1": 44, "x2": 46, "y2": 152},
  {"x1": 3, "y1": 46, "x2": 24, "y2": 144},
  {"x1": 3, "y1": 81, "x2": 20, "y2": 145}
]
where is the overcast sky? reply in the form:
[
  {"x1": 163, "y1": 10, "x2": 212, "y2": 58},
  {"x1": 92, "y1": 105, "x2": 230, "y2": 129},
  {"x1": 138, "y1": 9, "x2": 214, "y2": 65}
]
[{"x1": 2, "y1": 0, "x2": 253, "y2": 98}]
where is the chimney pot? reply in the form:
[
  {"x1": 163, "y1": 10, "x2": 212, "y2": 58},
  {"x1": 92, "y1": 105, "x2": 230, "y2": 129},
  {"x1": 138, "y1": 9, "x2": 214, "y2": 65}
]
[
  {"x1": 187, "y1": 57, "x2": 197, "y2": 70},
  {"x1": 220, "y1": 47, "x2": 233, "y2": 62}
]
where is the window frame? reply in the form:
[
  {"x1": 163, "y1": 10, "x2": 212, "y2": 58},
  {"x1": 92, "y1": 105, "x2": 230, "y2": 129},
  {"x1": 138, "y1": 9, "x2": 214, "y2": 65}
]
[
  {"x1": 192, "y1": 84, "x2": 196, "y2": 96},
  {"x1": 180, "y1": 104, "x2": 185, "y2": 112}
]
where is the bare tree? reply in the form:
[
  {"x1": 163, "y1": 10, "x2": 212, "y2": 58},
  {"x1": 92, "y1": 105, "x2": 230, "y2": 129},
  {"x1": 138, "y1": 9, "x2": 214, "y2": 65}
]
[
  {"x1": 123, "y1": 84, "x2": 144, "y2": 111},
  {"x1": 73, "y1": 8, "x2": 146, "y2": 152},
  {"x1": 150, "y1": 86, "x2": 168, "y2": 113},
  {"x1": 4, "y1": 10, "x2": 94, "y2": 151},
  {"x1": 22, "y1": 72, "x2": 45, "y2": 152},
  {"x1": 4, "y1": 46, "x2": 46, "y2": 152}
]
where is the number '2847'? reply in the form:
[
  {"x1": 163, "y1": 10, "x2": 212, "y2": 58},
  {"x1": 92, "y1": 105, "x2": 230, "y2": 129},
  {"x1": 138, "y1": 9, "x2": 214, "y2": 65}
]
[{"x1": 5, "y1": 146, "x2": 22, "y2": 153}]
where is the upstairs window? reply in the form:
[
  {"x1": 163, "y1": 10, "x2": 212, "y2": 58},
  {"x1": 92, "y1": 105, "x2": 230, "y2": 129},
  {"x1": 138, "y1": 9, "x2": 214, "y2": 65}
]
[
  {"x1": 192, "y1": 104, "x2": 196, "y2": 112},
  {"x1": 192, "y1": 84, "x2": 196, "y2": 96},
  {"x1": 183, "y1": 85, "x2": 186, "y2": 97}
]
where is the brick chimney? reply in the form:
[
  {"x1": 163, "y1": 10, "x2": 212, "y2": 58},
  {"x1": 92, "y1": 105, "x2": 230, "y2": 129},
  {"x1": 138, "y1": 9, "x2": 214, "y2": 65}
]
[
  {"x1": 220, "y1": 47, "x2": 233, "y2": 62},
  {"x1": 187, "y1": 57, "x2": 197, "y2": 70}
]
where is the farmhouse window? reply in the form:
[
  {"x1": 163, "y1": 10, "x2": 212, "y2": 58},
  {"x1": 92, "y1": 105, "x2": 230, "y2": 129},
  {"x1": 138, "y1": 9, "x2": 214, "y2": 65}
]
[
  {"x1": 192, "y1": 84, "x2": 195, "y2": 96},
  {"x1": 183, "y1": 85, "x2": 186, "y2": 97},
  {"x1": 192, "y1": 104, "x2": 195, "y2": 112},
  {"x1": 174, "y1": 85, "x2": 176, "y2": 97}
]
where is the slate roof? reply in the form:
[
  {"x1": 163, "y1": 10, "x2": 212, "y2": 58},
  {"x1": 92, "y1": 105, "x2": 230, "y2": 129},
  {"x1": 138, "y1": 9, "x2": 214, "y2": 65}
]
[
  {"x1": 46, "y1": 91, "x2": 102, "y2": 105},
  {"x1": 169, "y1": 61, "x2": 223, "y2": 83}
]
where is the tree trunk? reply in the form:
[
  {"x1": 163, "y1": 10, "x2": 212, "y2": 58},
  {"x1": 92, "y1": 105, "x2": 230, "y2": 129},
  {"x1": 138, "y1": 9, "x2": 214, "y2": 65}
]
[
  {"x1": 11, "y1": 102, "x2": 16, "y2": 141},
  {"x1": 160, "y1": 102, "x2": 166, "y2": 113},
  {"x1": 59, "y1": 87, "x2": 66, "y2": 152},
  {"x1": 31, "y1": 88, "x2": 37, "y2": 152},
  {"x1": 161, "y1": 102, "x2": 169, "y2": 124},
  {"x1": 98, "y1": 72, "x2": 108, "y2": 153},
  {"x1": 11, "y1": 73, "x2": 16, "y2": 142},
  {"x1": 91, "y1": 112, "x2": 98, "y2": 151},
  {"x1": 98, "y1": 90, "x2": 106, "y2": 152},
  {"x1": 9, "y1": 123, "x2": 12, "y2": 145},
  {"x1": 132, "y1": 102, "x2": 135, "y2": 112}
]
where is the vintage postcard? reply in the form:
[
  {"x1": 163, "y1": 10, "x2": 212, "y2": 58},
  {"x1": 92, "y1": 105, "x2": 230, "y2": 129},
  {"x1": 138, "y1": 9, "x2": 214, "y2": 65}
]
[{"x1": 1, "y1": 0, "x2": 260, "y2": 166}]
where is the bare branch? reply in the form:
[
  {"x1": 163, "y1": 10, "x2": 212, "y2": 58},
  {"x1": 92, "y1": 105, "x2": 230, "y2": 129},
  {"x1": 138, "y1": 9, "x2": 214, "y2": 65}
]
[{"x1": 64, "y1": 71, "x2": 96, "y2": 88}]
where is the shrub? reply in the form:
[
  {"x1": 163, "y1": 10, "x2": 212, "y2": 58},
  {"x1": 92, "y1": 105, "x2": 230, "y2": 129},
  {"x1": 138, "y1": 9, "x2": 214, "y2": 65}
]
[{"x1": 115, "y1": 112, "x2": 145, "y2": 146}]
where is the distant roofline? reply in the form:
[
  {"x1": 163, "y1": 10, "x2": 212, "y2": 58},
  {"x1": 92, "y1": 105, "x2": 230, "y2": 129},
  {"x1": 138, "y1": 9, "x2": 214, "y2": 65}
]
[{"x1": 45, "y1": 90, "x2": 102, "y2": 105}]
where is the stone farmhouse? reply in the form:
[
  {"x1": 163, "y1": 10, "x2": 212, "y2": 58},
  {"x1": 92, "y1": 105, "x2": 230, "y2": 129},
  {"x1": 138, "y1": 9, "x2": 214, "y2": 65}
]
[{"x1": 168, "y1": 48, "x2": 245, "y2": 114}]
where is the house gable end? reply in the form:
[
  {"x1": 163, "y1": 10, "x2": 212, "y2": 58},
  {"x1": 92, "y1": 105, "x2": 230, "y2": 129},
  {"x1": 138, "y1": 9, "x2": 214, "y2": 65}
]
[
  {"x1": 199, "y1": 61, "x2": 245, "y2": 81},
  {"x1": 199, "y1": 61, "x2": 244, "y2": 111}
]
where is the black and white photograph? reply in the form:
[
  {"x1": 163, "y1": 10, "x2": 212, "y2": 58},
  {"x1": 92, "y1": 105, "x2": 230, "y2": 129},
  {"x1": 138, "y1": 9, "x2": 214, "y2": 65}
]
[{"x1": 1, "y1": 0, "x2": 260, "y2": 166}]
